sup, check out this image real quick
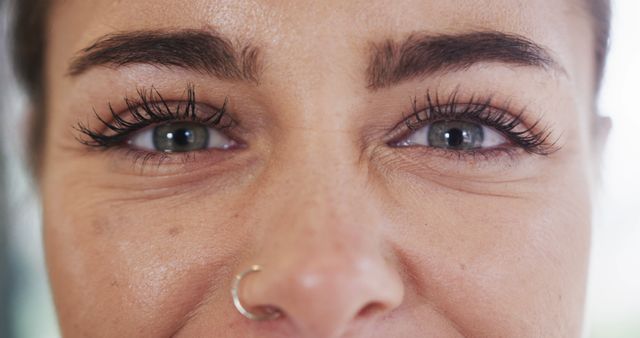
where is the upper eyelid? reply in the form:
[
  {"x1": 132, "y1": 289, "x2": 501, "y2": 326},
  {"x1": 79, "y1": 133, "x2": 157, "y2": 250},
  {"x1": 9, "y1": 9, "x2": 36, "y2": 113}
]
[
  {"x1": 387, "y1": 94, "x2": 559, "y2": 155},
  {"x1": 386, "y1": 98, "x2": 502, "y2": 139},
  {"x1": 75, "y1": 87, "x2": 234, "y2": 148}
]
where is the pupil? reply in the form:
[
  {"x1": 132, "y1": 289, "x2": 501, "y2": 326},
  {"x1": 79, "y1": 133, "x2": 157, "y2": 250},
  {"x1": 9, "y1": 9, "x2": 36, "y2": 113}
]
[
  {"x1": 445, "y1": 128, "x2": 464, "y2": 147},
  {"x1": 172, "y1": 128, "x2": 194, "y2": 146}
]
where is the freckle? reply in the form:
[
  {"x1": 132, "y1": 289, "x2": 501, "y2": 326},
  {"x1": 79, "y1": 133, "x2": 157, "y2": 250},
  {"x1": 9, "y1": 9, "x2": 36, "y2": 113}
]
[
  {"x1": 91, "y1": 219, "x2": 106, "y2": 236},
  {"x1": 168, "y1": 227, "x2": 182, "y2": 237},
  {"x1": 459, "y1": 263, "x2": 467, "y2": 271},
  {"x1": 110, "y1": 280, "x2": 119, "y2": 288}
]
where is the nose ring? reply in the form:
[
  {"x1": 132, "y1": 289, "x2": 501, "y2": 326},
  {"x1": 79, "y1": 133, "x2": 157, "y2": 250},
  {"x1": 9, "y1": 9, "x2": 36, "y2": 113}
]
[{"x1": 231, "y1": 265, "x2": 282, "y2": 321}]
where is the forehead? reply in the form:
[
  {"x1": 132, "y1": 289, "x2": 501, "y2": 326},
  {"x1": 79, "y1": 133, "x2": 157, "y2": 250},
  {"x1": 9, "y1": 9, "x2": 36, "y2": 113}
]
[
  {"x1": 49, "y1": 0, "x2": 594, "y2": 91},
  {"x1": 52, "y1": 0, "x2": 587, "y2": 47}
]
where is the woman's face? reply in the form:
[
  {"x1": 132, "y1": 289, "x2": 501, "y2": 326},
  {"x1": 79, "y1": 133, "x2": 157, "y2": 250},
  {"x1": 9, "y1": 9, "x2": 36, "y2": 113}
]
[{"x1": 41, "y1": 0, "x2": 599, "y2": 336}]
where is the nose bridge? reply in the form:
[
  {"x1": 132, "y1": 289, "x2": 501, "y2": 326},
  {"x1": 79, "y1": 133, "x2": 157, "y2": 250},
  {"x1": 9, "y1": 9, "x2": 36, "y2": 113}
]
[
  {"x1": 265, "y1": 128, "x2": 372, "y2": 253},
  {"x1": 260, "y1": 97, "x2": 383, "y2": 276},
  {"x1": 263, "y1": 155, "x2": 373, "y2": 266},
  {"x1": 266, "y1": 116, "x2": 366, "y2": 225}
]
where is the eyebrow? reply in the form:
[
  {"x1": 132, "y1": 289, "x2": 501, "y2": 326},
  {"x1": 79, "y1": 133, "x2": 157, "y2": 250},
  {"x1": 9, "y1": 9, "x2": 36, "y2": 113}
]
[
  {"x1": 366, "y1": 31, "x2": 563, "y2": 90},
  {"x1": 68, "y1": 29, "x2": 261, "y2": 82}
]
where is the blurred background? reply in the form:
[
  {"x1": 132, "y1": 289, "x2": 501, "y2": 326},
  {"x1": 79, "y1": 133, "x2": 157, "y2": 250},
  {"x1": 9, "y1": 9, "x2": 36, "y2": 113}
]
[
  {"x1": 0, "y1": 0, "x2": 638, "y2": 337},
  {"x1": 588, "y1": 0, "x2": 640, "y2": 336}
]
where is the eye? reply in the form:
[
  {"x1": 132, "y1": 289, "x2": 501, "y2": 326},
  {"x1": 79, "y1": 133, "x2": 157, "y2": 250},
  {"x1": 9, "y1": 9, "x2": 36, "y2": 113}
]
[
  {"x1": 129, "y1": 121, "x2": 237, "y2": 153},
  {"x1": 396, "y1": 120, "x2": 507, "y2": 150}
]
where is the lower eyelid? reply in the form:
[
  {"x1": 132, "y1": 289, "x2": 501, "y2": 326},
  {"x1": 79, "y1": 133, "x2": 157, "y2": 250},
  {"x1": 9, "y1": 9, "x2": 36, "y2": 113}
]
[
  {"x1": 100, "y1": 145, "x2": 247, "y2": 177},
  {"x1": 392, "y1": 144, "x2": 523, "y2": 165}
]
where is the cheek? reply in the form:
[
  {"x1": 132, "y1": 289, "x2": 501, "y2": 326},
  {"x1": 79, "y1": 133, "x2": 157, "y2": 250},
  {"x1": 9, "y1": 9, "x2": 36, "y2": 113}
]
[
  {"x1": 42, "y1": 180, "x2": 249, "y2": 336},
  {"x1": 385, "y1": 168, "x2": 591, "y2": 336}
]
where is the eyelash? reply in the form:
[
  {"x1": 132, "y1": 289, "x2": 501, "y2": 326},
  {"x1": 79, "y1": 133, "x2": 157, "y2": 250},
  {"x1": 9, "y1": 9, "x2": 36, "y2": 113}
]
[
  {"x1": 390, "y1": 90, "x2": 558, "y2": 156},
  {"x1": 76, "y1": 87, "x2": 557, "y2": 166},
  {"x1": 76, "y1": 84, "x2": 231, "y2": 149}
]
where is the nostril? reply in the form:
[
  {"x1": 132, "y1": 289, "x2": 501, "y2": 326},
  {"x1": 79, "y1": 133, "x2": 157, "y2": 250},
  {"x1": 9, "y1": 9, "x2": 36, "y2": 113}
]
[
  {"x1": 232, "y1": 265, "x2": 286, "y2": 322},
  {"x1": 356, "y1": 302, "x2": 386, "y2": 319},
  {"x1": 240, "y1": 303, "x2": 285, "y2": 322},
  {"x1": 257, "y1": 305, "x2": 285, "y2": 319}
]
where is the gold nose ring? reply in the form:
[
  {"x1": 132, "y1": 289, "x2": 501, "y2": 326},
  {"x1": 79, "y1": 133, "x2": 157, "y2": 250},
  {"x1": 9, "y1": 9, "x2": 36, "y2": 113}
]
[{"x1": 231, "y1": 265, "x2": 282, "y2": 321}]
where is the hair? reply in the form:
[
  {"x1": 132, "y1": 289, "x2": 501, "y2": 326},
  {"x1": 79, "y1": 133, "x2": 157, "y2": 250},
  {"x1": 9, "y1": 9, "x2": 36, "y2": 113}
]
[
  {"x1": 9, "y1": 0, "x2": 612, "y2": 171},
  {"x1": 10, "y1": 0, "x2": 50, "y2": 172}
]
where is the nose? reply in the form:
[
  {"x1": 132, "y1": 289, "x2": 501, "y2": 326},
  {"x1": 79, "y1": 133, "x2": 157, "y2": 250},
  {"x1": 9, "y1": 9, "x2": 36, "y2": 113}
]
[
  {"x1": 235, "y1": 189, "x2": 405, "y2": 337},
  {"x1": 239, "y1": 240, "x2": 404, "y2": 337}
]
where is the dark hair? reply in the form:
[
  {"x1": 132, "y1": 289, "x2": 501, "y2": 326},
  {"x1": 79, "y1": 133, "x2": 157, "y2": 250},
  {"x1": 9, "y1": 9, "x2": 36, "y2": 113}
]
[
  {"x1": 10, "y1": 0, "x2": 612, "y2": 170},
  {"x1": 10, "y1": 0, "x2": 50, "y2": 171}
]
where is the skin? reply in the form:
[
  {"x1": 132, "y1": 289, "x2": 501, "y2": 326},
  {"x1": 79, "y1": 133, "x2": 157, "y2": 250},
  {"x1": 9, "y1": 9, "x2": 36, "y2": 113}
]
[{"x1": 40, "y1": 0, "x2": 602, "y2": 337}]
